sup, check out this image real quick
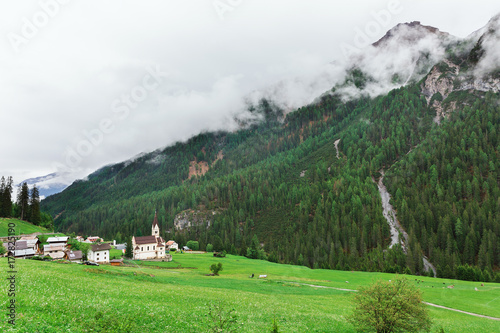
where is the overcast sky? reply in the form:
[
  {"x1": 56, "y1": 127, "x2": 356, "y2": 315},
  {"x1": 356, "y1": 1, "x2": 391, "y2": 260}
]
[{"x1": 1, "y1": 0, "x2": 499, "y2": 187}]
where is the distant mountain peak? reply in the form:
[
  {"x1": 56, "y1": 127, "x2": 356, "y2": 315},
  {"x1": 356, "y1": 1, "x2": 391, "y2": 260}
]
[{"x1": 373, "y1": 21, "x2": 450, "y2": 47}]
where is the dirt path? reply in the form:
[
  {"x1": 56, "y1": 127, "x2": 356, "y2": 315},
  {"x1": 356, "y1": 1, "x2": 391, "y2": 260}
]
[{"x1": 423, "y1": 302, "x2": 500, "y2": 321}]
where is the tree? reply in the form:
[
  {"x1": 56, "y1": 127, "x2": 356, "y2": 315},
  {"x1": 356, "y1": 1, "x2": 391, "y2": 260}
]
[
  {"x1": 17, "y1": 182, "x2": 29, "y2": 221},
  {"x1": 78, "y1": 243, "x2": 90, "y2": 261},
  {"x1": 186, "y1": 240, "x2": 199, "y2": 251},
  {"x1": 125, "y1": 237, "x2": 133, "y2": 259},
  {"x1": 210, "y1": 262, "x2": 223, "y2": 276},
  {"x1": 246, "y1": 234, "x2": 260, "y2": 259},
  {"x1": 0, "y1": 242, "x2": 5, "y2": 255},
  {"x1": 0, "y1": 176, "x2": 13, "y2": 218},
  {"x1": 206, "y1": 243, "x2": 214, "y2": 252},
  {"x1": 205, "y1": 301, "x2": 239, "y2": 333},
  {"x1": 348, "y1": 277, "x2": 431, "y2": 333},
  {"x1": 29, "y1": 185, "x2": 41, "y2": 225}
]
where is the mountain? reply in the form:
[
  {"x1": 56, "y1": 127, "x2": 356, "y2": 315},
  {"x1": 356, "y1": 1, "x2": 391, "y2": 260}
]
[
  {"x1": 20, "y1": 172, "x2": 72, "y2": 199},
  {"x1": 42, "y1": 16, "x2": 500, "y2": 281}
]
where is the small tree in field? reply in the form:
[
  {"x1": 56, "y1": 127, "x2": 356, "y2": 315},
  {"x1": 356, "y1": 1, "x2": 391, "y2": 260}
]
[
  {"x1": 210, "y1": 262, "x2": 223, "y2": 275},
  {"x1": 205, "y1": 301, "x2": 239, "y2": 333},
  {"x1": 348, "y1": 277, "x2": 431, "y2": 333}
]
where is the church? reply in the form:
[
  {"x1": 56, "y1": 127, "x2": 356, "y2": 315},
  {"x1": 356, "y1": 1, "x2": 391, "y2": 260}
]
[{"x1": 132, "y1": 211, "x2": 166, "y2": 260}]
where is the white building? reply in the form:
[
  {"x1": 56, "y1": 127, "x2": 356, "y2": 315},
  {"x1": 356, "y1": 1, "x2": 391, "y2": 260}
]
[
  {"x1": 88, "y1": 243, "x2": 111, "y2": 263},
  {"x1": 166, "y1": 240, "x2": 178, "y2": 251},
  {"x1": 132, "y1": 211, "x2": 166, "y2": 260}
]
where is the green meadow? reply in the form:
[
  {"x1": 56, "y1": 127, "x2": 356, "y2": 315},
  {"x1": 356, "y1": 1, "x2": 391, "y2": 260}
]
[
  {"x1": 0, "y1": 218, "x2": 49, "y2": 237},
  {"x1": 1, "y1": 254, "x2": 499, "y2": 332}
]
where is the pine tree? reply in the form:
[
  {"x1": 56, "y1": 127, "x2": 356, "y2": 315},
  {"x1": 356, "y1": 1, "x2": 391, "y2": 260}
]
[
  {"x1": 17, "y1": 182, "x2": 30, "y2": 221},
  {"x1": 30, "y1": 185, "x2": 41, "y2": 225},
  {"x1": 125, "y1": 237, "x2": 133, "y2": 258},
  {"x1": 5, "y1": 176, "x2": 13, "y2": 217}
]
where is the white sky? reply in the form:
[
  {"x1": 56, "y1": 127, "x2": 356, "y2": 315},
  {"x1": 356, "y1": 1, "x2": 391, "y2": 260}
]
[{"x1": 1, "y1": 0, "x2": 499, "y2": 186}]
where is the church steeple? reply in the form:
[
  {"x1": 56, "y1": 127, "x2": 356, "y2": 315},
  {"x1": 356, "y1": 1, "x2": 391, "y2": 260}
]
[{"x1": 152, "y1": 210, "x2": 159, "y2": 236}]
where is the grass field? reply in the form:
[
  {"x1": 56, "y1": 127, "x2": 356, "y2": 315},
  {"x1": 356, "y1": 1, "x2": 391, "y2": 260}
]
[
  {"x1": 0, "y1": 254, "x2": 499, "y2": 332},
  {"x1": 0, "y1": 218, "x2": 50, "y2": 237}
]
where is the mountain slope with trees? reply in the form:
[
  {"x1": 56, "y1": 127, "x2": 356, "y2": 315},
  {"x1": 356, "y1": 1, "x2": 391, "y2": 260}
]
[{"x1": 42, "y1": 18, "x2": 500, "y2": 281}]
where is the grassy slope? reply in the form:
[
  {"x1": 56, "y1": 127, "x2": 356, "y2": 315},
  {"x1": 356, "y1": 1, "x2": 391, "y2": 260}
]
[
  {"x1": 0, "y1": 218, "x2": 49, "y2": 237},
  {"x1": 1, "y1": 254, "x2": 499, "y2": 332}
]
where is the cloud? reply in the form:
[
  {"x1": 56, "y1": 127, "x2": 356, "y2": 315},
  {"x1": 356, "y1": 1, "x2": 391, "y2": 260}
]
[
  {"x1": 474, "y1": 14, "x2": 500, "y2": 76},
  {"x1": 336, "y1": 23, "x2": 455, "y2": 100}
]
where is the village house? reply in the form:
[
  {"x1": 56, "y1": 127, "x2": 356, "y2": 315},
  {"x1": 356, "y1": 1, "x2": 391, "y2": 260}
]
[
  {"x1": 19, "y1": 236, "x2": 41, "y2": 253},
  {"x1": 5, "y1": 240, "x2": 37, "y2": 259},
  {"x1": 166, "y1": 240, "x2": 178, "y2": 251},
  {"x1": 44, "y1": 236, "x2": 69, "y2": 259},
  {"x1": 88, "y1": 243, "x2": 111, "y2": 263},
  {"x1": 64, "y1": 250, "x2": 83, "y2": 262},
  {"x1": 86, "y1": 236, "x2": 103, "y2": 243},
  {"x1": 114, "y1": 243, "x2": 127, "y2": 254},
  {"x1": 132, "y1": 211, "x2": 166, "y2": 260}
]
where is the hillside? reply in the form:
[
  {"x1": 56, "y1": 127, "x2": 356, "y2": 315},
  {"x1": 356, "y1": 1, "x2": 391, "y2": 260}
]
[
  {"x1": 0, "y1": 254, "x2": 499, "y2": 332},
  {"x1": 42, "y1": 17, "x2": 500, "y2": 280},
  {"x1": 0, "y1": 218, "x2": 50, "y2": 237}
]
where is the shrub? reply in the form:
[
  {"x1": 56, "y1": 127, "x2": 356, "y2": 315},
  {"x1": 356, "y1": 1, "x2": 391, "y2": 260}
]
[
  {"x1": 210, "y1": 263, "x2": 223, "y2": 276},
  {"x1": 348, "y1": 277, "x2": 431, "y2": 333},
  {"x1": 206, "y1": 243, "x2": 214, "y2": 252},
  {"x1": 186, "y1": 240, "x2": 199, "y2": 251},
  {"x1": 205, "y1": 301, "x2": 240, "y2": 333}
]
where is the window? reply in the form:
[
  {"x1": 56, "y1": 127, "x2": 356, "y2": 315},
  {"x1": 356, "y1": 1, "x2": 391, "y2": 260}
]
[
  {"x1": 141, "y1": 247, "x2": 143, "y2": 251},
  {"x1": 147, "y1": 246, "x2": 149, "y2": 251},
  {"x1": 153, "y1": 246, "x2": 155, "y2": 250}
]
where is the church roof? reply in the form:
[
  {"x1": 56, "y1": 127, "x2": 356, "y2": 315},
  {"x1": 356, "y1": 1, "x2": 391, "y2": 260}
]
[
  {"x1": 152, "y1": 211, "x2": 159, "y2": 228},
  {"x1": 134, "y1": 236, "x2": 157, "y2": 245}
]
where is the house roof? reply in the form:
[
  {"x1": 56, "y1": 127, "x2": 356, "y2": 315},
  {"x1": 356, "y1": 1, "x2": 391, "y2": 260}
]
[
  {"x1": 166, "y1": 240, "x2": 177, "y2": 246},
  {"x1": 90, "y1": 243, "x2": 111, "y2": 252},
  {"x1": 44, "y1": 244, "x2": 65, "y2": 252},
  {"x1": 15, "y1": 241, "x2": 28, "y2": 250},
  {"x1": 47, "y1": 236, "x2": 69, "y2": 243},
  {"x1": 110, "y1": 259, "x2": 123, "y2": 263},
  {"x1": 14, "y1": 249, "x2": 36, "y2": 257},
  {"x1": 114, "y1": 244, "x2": 126, "y2": 250},
  {"x1": 25, "y1": 239, "x2": 39, "y2": 247},
  {"x1": 19, "y1": 236, "x2": 39, "y2": 241},
  {"x1": 65, "y1": 250, "x2": 82, "y2": 260},
  {"x1": 134, "y1": 236, "x2": 157, "y2": 245},
  {"x1": 48, "y1": 252, "x2": 65, "y2": 259},
  {"x1": 152, "y1": 210, "x2": 159, "y2": 228}
]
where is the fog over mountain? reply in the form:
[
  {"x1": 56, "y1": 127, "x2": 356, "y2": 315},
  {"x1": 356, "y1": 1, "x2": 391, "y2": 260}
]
[{"x1": 2, "y1": 1, "x2": 500, "y2": 193}]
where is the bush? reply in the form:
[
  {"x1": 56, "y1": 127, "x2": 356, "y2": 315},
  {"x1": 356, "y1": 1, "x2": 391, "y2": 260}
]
[
  {"x1": 213, "y1": 251, "x2": 226, "y2": 258},
  {"x1": 348, "y1": 277, "x2": 431, "y2": 333},
  {"x1": 210, "y1": 263, "x2": 223, "y2": 276},
  {"x1": 205, "y1": 301, "x2": 240, "y2": 333},
  {"x1": 186, "y1": 240, "x2": 199, "y2": 251},
  {"x1": 206, "y1": 244, "x2": 214, "y2": 252}
]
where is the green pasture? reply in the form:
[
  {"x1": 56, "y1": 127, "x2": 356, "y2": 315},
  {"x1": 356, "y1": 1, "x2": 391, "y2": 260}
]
[{"x1": 0, "y1": 253, "x2": 499, "y2": 332}]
